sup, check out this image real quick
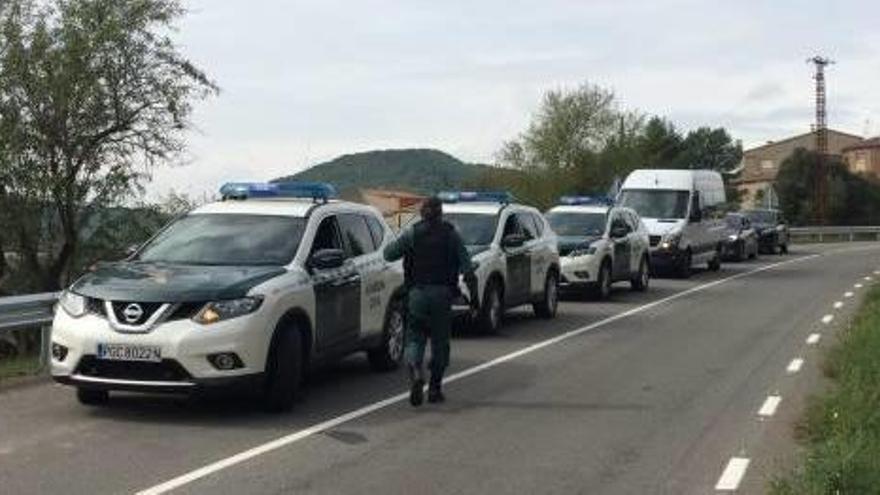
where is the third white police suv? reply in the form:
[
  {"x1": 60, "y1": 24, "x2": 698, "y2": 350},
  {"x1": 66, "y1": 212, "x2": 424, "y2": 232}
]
[
  {"x1": 50, "y1": 182, "x2": 405, "y2": 412},
  {"x1": 436, "y1": 191, "x2": 560, "y2": 332},
  {"x1": 545, "y1": 196, "x2": 650, "y2": 299},
  {"x1": 618, "y1": 169, "x2": 726, "y2": 278}
]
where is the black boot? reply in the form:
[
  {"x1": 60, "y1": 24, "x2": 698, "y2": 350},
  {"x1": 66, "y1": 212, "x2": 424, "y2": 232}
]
[
  {"x1": 428, "y1": 377, "x2": 445, "y2": 403},
  {"x1": 408, "y1": 366, "x2": 425, "y2": 407}
]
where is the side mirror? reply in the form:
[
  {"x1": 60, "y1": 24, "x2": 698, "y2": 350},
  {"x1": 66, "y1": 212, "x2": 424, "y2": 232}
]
[
  {"x1": 308, "y1": 249, "x2": 346, "y2": 271},
  {"x1": 125, "y1": 244, "x2": 140, "y2": 259},
  {"x1": 689, "y1": 209, "x2": 703, "y2": 223},
  {"x1": 610, "y1": 225, "x2": 628, "y2": 239},
  {"x1": 501, "y1": 234, "x2": 526, "y2": 249}
]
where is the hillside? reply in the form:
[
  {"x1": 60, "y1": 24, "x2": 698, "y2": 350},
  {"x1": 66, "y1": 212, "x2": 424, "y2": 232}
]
[{"x1": 273, "y1": 148, "x2": 490, "y2": 194}]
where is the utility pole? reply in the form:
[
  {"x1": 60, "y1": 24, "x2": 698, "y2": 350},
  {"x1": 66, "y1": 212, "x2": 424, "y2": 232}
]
[{"x1": 808, "y1": 55, "x2": 834, "y2": 225}]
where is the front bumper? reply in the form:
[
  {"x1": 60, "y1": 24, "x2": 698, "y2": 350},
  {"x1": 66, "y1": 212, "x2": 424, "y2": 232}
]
[
  {"x1": 50, "y1": 308, "x2": 273, "y2": 394},
  {"x1": 649, "y1": 246, "x2": 686, "y2": 269},
  {"x1": 559, "y1": 255, "x2": 599, "y2": 288}
]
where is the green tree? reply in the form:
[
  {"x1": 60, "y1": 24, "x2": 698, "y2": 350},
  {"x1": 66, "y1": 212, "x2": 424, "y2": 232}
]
[
  {"x1": 775, "y1": 148, "x2": 880, "y2": 226},
  {"x1": 637, "y1": 116, "x2": 682, "y2": 168},
  {"x1": 0, "y1": 0, "x2": 217, "y2": 291},
  {"x1": 674, "y1": 127, "x2": 742, "y2": 171}
]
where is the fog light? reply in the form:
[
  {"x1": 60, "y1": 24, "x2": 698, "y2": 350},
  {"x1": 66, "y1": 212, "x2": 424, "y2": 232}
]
[
  {"x1": 51, "y1": 342, "x2": 68, "y2": 361},
  {"x1": 208, "y1": 353, "x2": 243, "y2": 370}
]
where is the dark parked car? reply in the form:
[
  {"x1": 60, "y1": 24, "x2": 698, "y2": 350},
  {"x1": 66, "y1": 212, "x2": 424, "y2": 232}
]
[
  {"x1": 744, "y1": 209, "x2": 789, "y2": 254},
  {"x1": 722, "y1": 213, "x2": 758, "y2": 261}
]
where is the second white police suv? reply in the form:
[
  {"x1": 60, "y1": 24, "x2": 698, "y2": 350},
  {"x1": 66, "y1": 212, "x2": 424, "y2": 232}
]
[
  {"x1": 434, "y1": 191, "x2": 561, "y2": 333},
  {"x1": 51, "y1": 182, "x2": 407, "y2": 412},
  {"x1": 545, "y1": 196, "x2": 651, "y2": 299}
]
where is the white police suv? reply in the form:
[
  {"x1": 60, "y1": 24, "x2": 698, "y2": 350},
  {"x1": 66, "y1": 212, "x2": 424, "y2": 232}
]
[
  {"x1": 51, "y1": 182, "x2": 406, "y2": 411},
  {"x1": 546, "y1": 196, "x2": 650, "y2": 299},
  {"x1": 436, "y1": 191, "x2": 560, "y2": 332}
]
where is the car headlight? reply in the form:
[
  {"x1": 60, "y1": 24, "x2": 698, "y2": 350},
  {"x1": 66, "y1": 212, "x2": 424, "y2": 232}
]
[
  {"x1": 569, "y1": 245, "x2": 597, "y2": 257},
  {"x1": 660, "y1": 233, "x2": 682, "y2": 250},
  {"x1": 194, "y1": 296, "x2": 264, "y2": 325},
  {"x1": 728, "y1": 234, "x2": 739, "y2": 241},
  {"x1": 58, "y1": 290, "x2": 87, "y2": 318}
]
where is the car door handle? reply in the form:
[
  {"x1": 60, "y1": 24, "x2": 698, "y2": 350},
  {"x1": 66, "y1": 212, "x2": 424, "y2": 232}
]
[{"x1": 331, "y1": 274, "x2": 361, "y2": 287}]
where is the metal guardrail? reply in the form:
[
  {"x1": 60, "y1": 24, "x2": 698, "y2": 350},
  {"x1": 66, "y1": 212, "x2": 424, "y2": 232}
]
[
  {"x1": 0, "y1": 292, "x2": 58, "y2": 372},
  {"x1": 789, "y1": 226, "x2": 880, "y2": 243},
  {"x1": 0, "y1": 292, "x2": 58, "y2": 334}
]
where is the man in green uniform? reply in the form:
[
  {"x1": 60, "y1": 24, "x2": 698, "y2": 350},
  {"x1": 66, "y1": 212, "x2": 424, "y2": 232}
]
[{"x1": 384, "y1": 197, "x2": 478, "y2": 406}]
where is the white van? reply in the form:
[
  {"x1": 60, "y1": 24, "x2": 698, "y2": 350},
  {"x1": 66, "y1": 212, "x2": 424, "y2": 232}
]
[{"x1": 617, "y1": 169, "x2": 726, "y2": 278}]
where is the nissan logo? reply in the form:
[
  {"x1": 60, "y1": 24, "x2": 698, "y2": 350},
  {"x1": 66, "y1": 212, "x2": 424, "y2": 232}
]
[{"x1": 122, "y1": 303, "x2": 144, "y2": 324}]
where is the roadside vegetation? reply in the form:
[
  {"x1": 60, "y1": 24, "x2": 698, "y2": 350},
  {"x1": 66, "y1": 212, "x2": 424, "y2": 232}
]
[
  {"x1": 0, "y1": 352, "x2": 40, "y2": 383},
  {"x1": 772, "y1": 285, "x2": 880, "y2": 493}
]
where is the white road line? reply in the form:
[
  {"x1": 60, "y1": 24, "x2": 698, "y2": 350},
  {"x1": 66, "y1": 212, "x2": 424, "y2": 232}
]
[
  {"x1": 821, "y1": 314, "x2": 834, "y2": 325},
  {"x1": 758, "y1": 395, "x2": 782, "y2": 417},
  {"x1": 833, "y1": 301, "x2": 843, "y2": 309},
  {"x1": 715, "y1": 457, "x2": 751, "y2": 491},
  {"x1": 786, "y1": 358, "x2": 804, "y2": 374},
  {"x1": 845, "y1": 291, "x2": 854, "y2": 298},
  {"x1": 855, "y1": 283, "x2": 863, "y2": 289},
  {"x1": 866, "y1": 276, "x2": 873, "y2": 281},
  {"x1": 135, "y1": 255, "x2": 822, "y2": 495},
  {"x1": 807, "y1": 333, "x2": 821, "y2": 345},
  {"x1": 874, "y1": 270, "x2": 880, "y2": 276}
]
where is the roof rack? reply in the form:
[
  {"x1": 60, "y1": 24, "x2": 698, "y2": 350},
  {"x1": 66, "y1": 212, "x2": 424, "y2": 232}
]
[
  {"x1": 438, "y1": 191, "x2": 515, "y2": 204},
  {"x1": 220, "y1": 181, "x2": 338, "y2": 203}
]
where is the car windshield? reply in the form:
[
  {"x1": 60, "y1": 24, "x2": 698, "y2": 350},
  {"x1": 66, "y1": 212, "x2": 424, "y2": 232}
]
[
  {"x1": 546, "y1": 212, "x2": 606, "y2": 237},
  {"x1": 617, "y1": 189, "x2": 690, "y2": 220},
  {"x1": 745, "y1": 210, "x2": 777, "y2": 224},
  {"x1": 444, "y1": 213, "x2": 498, "y2": 246},
  {"x1": 138, "y1": 214, "x2": 306, "y2": 266},
  {"x1": 725, "y1": 215, "x2": 743, "y2": 229}
]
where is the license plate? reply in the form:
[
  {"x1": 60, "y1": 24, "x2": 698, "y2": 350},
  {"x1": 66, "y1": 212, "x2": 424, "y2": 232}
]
[{"x1": 97, "y1": 344, "x2": 162, "y2": 362}]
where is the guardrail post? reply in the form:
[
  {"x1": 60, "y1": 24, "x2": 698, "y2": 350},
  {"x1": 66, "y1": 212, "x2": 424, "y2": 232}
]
[
  {"x1": 850, "y1": 232, "x2": 854, "y2": 242},
  {"x1": 818, "y1": 232, "x2": 823, "y2": 243},
  {"x1": 39, "y1": 324, "x2": 51, "y2": 371}
]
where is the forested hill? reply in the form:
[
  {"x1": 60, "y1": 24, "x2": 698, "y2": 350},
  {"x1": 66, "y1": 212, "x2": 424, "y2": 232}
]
[{"x1": 272, "y1": 148, "x2": 490, "y2": 194}]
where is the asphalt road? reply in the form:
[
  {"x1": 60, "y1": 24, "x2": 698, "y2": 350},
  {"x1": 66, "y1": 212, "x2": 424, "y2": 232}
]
[{"x1": 1, "y1": 243, "x2": 879, "y2": 495}]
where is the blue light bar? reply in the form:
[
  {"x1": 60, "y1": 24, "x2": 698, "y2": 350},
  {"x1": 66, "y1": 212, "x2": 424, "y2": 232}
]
[
  {"x1": 558, "y1": 195, "x2": 615, "y2": 206},
  {"x1": 438, "y1": 191, "x2": 514, "y2": 204},
  {"x1": 220, "y1": 181, "x2": 338, "y2": 201}
]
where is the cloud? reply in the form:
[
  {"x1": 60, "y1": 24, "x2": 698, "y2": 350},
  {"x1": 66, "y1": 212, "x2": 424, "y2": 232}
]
[{"x1": 145, "y1": 0, "x2": 880, "y2": 199}]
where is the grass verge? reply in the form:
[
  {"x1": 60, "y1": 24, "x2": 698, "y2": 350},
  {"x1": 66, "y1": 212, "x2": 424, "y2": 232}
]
[
  {"x1": 771, "y1": 285, "x2": 880, "y2": 493},
  {"x1": 0, "y1": 353, "x2": 41, "y2": 383}
]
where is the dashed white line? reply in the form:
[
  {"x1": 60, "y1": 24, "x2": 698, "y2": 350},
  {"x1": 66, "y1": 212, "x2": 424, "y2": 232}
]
[
  {"x1": 855, "y1": 283, "x2": 864, "y2": 289},
  {"x1": 807, "y1": 333, "x2": 821, "y2": 345},
  {"x1": 833, "y1": 301, "x2": 843, "y2": 309},
  {"x1": 716, "y1": 457, "x2": 751, "y2": 491},
  {"x1": 134, "y1": 255, "x2": 824, "y2": 495},
  {"x1": 758, "y1": 395, "x2": 782, "y2": 417},
  {"x1": 786, "y1": 358, "x2": 804, "y2": 374},
  {"x1": 865, "y1": 276, "x2": 873, "y2": 281},
  {"x1": 845, "y1": 291, "x2": 854, "y2": 298},
  {"x1": 821, "y1": 314, "x2": 834, "y2": 325},
  {"x1": 874, "y1": 270, "x2": 880, "y2": 276}
]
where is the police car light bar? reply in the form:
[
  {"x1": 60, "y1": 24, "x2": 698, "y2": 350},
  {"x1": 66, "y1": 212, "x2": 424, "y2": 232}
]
[
  {"x1": 220, "y1": 181, "x2": 338, "y2": 201},
  {"x1": 558, "y1": 195, "x2": 615, "y2": 206},
  {"x1": 438, "y1": 191, "x2": 515, "y2": 204}
]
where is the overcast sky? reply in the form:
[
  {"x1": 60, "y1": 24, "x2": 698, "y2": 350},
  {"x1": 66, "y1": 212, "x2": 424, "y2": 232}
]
[{"x1": 149, "y1": 0, "x2": 880, "y2": 199}]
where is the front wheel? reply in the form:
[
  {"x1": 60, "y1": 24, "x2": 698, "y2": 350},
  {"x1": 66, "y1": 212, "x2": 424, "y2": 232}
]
[
  {"x1": 708, "y1": 248, "x2": 721, "y2": 272},
  {"x1": 477, "y1": 281, "x2": 503, "y2": 333},
  {"x1": 676, "y1": 250, "x2": 693, "y2": 279},
  {"x1": 630, "y1": 256, "x2": 649, "y2": 292},
  {"x1": 262, "y1": 327, "x2": 304, "y2": 413},
  {"x1": 533, "y1": 271, "x2": 559, "y2": 319},
  {"x1": 77, "y1": 388, "x2": 109, "y2": 406},
  {"x1": 592, "y1": 261, "x2": 612, "y2": 300},
  {"x1": 368, "y1": 297, "x2": 405, "y2": 372}
]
